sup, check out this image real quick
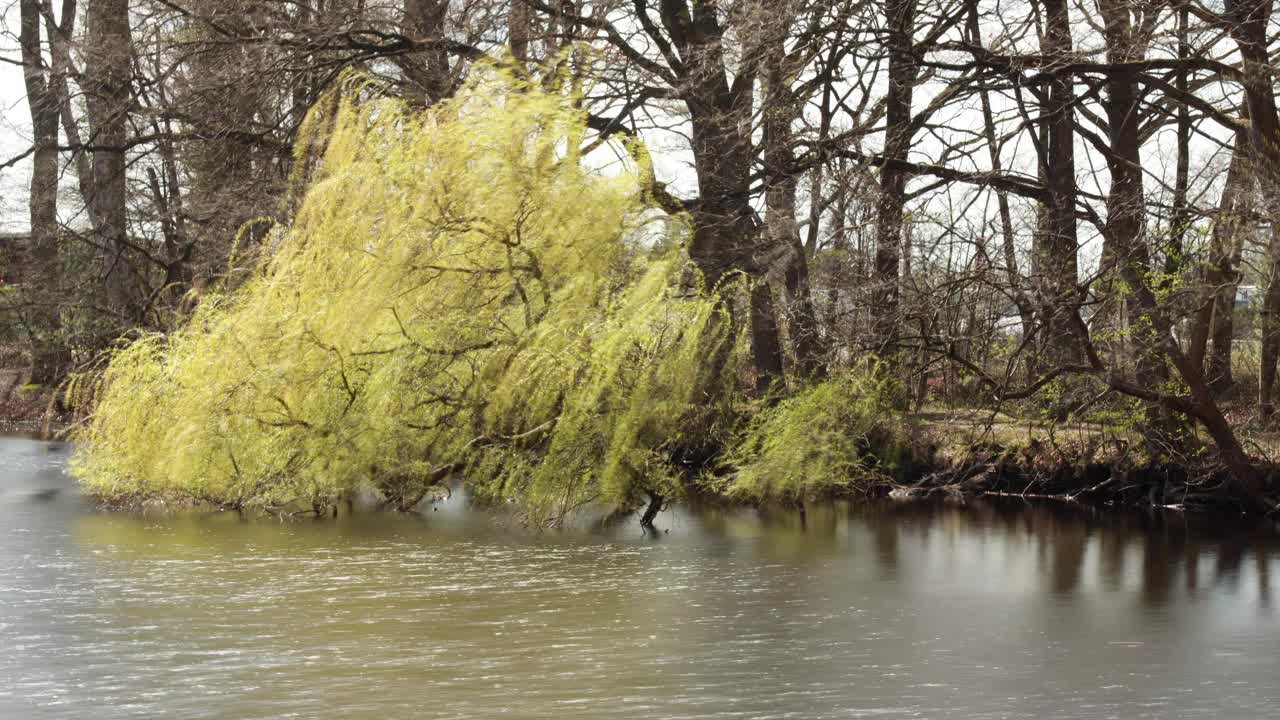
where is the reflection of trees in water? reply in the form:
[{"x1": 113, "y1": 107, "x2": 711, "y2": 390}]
[
  {"x1": 790, "y1": 499, "x2": 1280, "y2": 604},
  {"x1": 1140, "y1": 516, "x2": 1175, "y2": 608},
  {"x1": 1099, "y1": 527, "x2": 1128, "y2": 593},
  {"x1": 1215, "y1": 539, "x2": 1244, "y2": 591},
  {"x1": 1051, "y1": 517, "x2": 1089, "y2": 596},
  {"x1": 74, "y1": 497, "x2": 1274, "y2": 620},
  {"x1": 81, "y1": 498, "x2": 1277, "y2": 610},
  {"x1": 1259, "y1": 551, "x2": 1272, "y2": 610},
  {"x1": 873, "y1": 513, "x2": 899, "y2": 581},
  {"x1": 1185, "y1": 542, "x2": 1200, "y2": 593},
  {"x1": 1045, "y1": 502, "x2": 1271, "y2": 603}
]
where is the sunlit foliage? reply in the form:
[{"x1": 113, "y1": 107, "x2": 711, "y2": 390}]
[
  {"x1": 71, "y1": 71, "x2": 734, "y2": 516},
  {"x1": 724, "y1": 365, "x2": 905, "y2": 502}
]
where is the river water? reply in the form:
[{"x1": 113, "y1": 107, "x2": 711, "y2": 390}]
[{"x1": 1, "y1": 435, "x2": 1278, "y2": 718}]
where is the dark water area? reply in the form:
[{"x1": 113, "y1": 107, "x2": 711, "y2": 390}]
[{"x1": 1, "y1": 436, "x2": 1278, "y2": 719}]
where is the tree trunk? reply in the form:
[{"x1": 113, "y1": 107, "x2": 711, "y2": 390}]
[
  {"x1": 640, "y1": 490, "x2": 663, "y2": 530},
  {"x1": 509, "y1": 0, "x2": 531, "y2": 67},
  {"x1": 402, "y1": 0, "x2": 452, "y2": 105},
  {"x1": 825, "y1": 158, "x2": 851, "y2": 324},
  {"x1": 871, "y1": 0, "x2": 916, "y2": 358},
  {"x1": 1189, "y1": 137, "x2": 1249, "y2": 393},
  {"x1": 1112, "y1": 240, "x2": 1268, "y2": 508},
  {"x1": 750, "y1": 284, "x2": 785, "y2": 394},
  {"x1": 761, "y1": 23, "x2": 822, "y2": 377},
  {"x1": 19, "y1": 0, "x2": 67, "y2": 385},
  {"x1": 1262, "y1": 226, "x2": 1280, "y2": 416},
  {"x1": 1098, "y1": 0, "x2": 1170, "y2": 438},
  {"x1": 1036, "y1": 0, "x2": 1081, "y2": 364},
  {"x1": 45, "y1": 1, "x2": 102, "y2": 235},
  {"x1": 1079, "y1": 0, "x2": 1269, "y2": 505},
  {"x1": 1165, "y1": 7, "x2": 1192, "y2": 282},
  {"x1": 685, "y1": 113, "x2": 755, "y2": 291},
  {"x1": 658, "y1": 1, "x2": 787, "y2": 387},
  {"x1": 85, "y1": 0, "x2": 136, "y2": 321},
  {"x1": 1224, "y1": 0, "x2": 1280, "y2": 415}
]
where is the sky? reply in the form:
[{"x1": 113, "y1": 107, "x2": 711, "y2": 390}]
[{"x1": 0, "y1": 1, "x2": 35, "y2": 233}]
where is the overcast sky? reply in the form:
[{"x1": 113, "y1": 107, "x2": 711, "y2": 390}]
[{"x1": 1, "y1": 1, "x2": 35, "y2": 233}]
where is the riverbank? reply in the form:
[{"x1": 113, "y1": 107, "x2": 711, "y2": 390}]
[
  {"x1": 76, "y1": 411, "x2": 1280, "y2": 522},
  {"x1": 16, "y1": 362, "x2": 1276, "y2": 519},
  {"x1": 0, "y1": 368, "x2": 69, "y2": 436},
  {"x1": 860, "y1": 409, "x2": 1280, "y2": 515}
]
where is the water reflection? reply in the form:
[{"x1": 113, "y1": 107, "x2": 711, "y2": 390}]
[
  {"x1": 684, "y1": 497, "x2": 1279, "y2": 607},
  {"x1": 1, "y1": 437, "x2": 1278, "y2": 719}
]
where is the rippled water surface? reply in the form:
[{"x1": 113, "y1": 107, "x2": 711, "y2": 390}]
[{"x1": 1, "y1": 436, "x2": 1278, "y2": 718}]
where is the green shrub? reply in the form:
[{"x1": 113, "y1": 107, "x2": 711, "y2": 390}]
[{"x1": 724, "y1": 364, "x2": 904, "y2": 502}]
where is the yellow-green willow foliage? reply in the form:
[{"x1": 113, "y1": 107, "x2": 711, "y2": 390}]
[
  {"x1": 724, "y1": 366, "x2": 905, "y2": 503},
  {"x1": 71, "y1": 71, "x2": 734, "y2": 515}
]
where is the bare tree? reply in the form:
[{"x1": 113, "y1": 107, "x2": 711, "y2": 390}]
[
  {"x1": 84, "y1": 0, "x2": 137, "y2": 319},
  {"x1": 17, "y1": 0, "x2": 67, "y2": 384}
]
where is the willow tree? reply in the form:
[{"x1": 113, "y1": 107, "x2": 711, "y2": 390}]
[{"x1": 72, "y1": 71, "x2": 737, "y2": 521}]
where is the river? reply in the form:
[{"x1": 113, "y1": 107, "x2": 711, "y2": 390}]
[{"x1": 1, "y1": 435, "x2": 1277, "y2": 718}]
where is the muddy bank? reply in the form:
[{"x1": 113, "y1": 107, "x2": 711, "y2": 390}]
[
  {"x1": 0, "y1": 369, "x2": 69, "y2": 436},
  {"x1": 877, "y1": 457, "x2": 1274, "y2": 514},
  {"x1": 855, "y1": 412, "x2": 1280, "y2": 515}
]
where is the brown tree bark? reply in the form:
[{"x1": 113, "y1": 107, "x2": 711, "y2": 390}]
[
  {"x1": 749, "y1": 284, "x2": 786, "y2": 394},
  {"x1": 1189, "y1": 138, "x2": 1249, "y2": 393},
  {"x1": 18, "y1": 0, "x2": 67, "y2": 385},
  {"x1": 43, "y1": 1, "x2": 101, "y2": 234},
  {"x1": 761, "y1": 15, "x2": 822, "y2": 378},
  {"x1": 1097, "y1": 0, "x2": 1170, "y2": 437},
  {"x1": 402, "y1": 0, "x2": 452, "y2": 106},
  {"x1": 1055, "y1": 0, "x2": 1266, "y2": 505},
  {"x1": 1036, "y1": 0, "x2": 1081, "y2": 364},
  {"x1": 656, "y1": 1, "x2": 788, "y2": 388},
  {"x1": 510, "y1": 0, "x2": 532, "y2": 67},
  {"x1": 1222, "y1": 0, "x2": 1280, "y2": 415},
  {"x1": 85, "y1": 0, "x2": 136, "y2": 320},
  {"x1": 1261, "y1": 226, "x2": 1280, "y2": 415},
  {"x1": 871, "y1": 0, "x2": 916, "y2": 358},
  {"x1": 1165, "y1": 6, "x2": 1192, "y2": 282},
  {"x1": 524, "y1": 0, "x2": 796, "y2": 387}
]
